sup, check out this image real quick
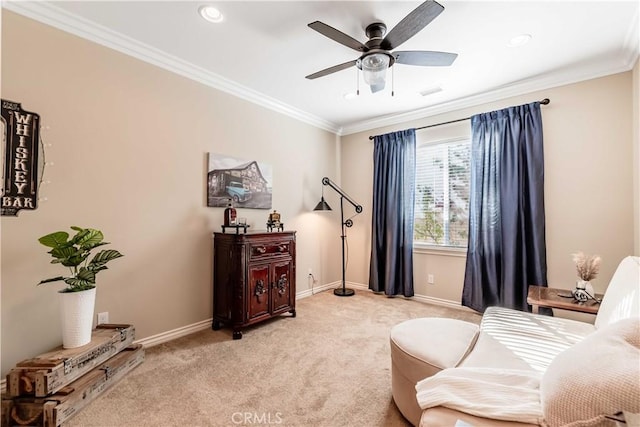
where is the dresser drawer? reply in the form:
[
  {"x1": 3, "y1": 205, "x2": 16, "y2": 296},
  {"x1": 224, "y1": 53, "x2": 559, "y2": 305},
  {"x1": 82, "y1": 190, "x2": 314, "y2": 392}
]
[{"x1": 250, "y1": 241, "x2": 292, "y2": 259}]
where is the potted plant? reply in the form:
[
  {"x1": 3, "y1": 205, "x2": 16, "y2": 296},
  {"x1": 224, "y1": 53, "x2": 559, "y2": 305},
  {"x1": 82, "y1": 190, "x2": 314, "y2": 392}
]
[{"x1": 38, "y1": 226, "x2": 123, "y2": 348}]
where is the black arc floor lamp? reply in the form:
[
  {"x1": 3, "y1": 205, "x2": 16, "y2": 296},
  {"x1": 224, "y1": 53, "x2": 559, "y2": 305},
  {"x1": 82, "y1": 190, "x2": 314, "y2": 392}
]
[{"x1": 314, "y1": 177, "x2": 363, "y2": 297}]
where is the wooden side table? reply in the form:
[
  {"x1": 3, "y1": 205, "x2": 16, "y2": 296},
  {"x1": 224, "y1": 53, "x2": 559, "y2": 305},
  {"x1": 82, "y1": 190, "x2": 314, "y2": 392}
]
[{"x1": 527, "y1": 285, "x2": 603, "y2": 314}]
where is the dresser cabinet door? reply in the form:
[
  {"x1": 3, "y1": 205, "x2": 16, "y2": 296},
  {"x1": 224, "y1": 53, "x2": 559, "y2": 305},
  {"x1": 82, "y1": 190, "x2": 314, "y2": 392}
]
[
  {"x1": 248, "y1": 264, "x2": 270, "y2": 321},
  {"x1": 271, "y1": 260, "x2": 293, "y2": 313}
]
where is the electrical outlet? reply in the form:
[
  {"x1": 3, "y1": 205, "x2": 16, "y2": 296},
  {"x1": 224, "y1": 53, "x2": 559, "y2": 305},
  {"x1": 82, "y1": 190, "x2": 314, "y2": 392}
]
[
  {"x1": 97, "y1": 312, "x2": 109, "y2": 325},
  {"x1": 427, "y1": 274, "x2": 435, "y2": 284}
]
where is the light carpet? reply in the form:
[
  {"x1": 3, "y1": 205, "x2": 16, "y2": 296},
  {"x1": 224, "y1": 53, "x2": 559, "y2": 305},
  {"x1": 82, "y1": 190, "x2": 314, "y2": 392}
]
[{"x1": 67, "y1": 289, "x2": 481, "y2": 427}]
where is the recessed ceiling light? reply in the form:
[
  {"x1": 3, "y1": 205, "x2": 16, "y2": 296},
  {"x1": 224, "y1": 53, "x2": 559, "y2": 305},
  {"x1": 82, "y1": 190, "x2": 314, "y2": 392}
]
[
  {"x1": 343, "y1": 92, "x2": 357, "y2": 100},
  {"x1": 507, "y1": 34, "x2": 532, "y2": 48},
  {"x1": 199, "y1": 5, "x2": 224, "y2": 23}
]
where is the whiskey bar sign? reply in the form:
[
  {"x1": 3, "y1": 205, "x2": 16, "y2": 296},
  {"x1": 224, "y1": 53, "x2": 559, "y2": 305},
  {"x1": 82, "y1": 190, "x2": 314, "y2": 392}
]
[{"x1": 1, "y1": 99, "x2": 40, "y2": 216}]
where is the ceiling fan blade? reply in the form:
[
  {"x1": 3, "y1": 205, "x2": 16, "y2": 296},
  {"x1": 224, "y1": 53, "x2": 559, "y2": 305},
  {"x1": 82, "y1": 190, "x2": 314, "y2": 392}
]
[
  {"x1": 305, "y1": 60, "x2": 358, "y2": 80},
  {"x1": 381, "y1": 0, "x2": 444, "y2": 51},
  {"x1": 394, "y1": 50, "x2": 458, "y2": 66},
  {"x1": 308, "y1": 21, "x2": 367, "y2": 52}
]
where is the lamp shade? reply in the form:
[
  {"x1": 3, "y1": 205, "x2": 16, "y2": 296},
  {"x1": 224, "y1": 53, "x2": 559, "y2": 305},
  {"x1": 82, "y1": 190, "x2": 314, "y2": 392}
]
[
  {"x1": 361, "y1": 53, "x2": 389, "y2": 93},
  {"x1": 313, "y1": 197, "x2": 332, "y2": 211}
]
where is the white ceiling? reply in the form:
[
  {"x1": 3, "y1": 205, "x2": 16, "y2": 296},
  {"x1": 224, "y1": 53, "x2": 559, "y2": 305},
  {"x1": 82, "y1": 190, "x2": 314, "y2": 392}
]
[{"x1": 4, "y1": 1, "x2": 639, "y2": 134}]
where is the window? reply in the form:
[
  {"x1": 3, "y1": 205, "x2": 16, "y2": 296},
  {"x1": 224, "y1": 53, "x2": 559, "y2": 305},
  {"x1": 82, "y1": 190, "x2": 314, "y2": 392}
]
[{"x1": 414, "y1": 138, "x2": 471, "y2": 248}]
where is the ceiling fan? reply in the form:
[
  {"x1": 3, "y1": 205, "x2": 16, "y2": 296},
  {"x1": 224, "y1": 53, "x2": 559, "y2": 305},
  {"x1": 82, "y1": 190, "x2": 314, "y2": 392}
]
[{"x1": 305, "y1": 0, "x2": 457, "y2": 94}]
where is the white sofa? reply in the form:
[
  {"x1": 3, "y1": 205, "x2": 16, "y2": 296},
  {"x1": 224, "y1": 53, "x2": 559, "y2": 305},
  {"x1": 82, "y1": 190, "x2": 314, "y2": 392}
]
[{"x1": 390, "y1": 256, "x2": 640, "y2": 427}]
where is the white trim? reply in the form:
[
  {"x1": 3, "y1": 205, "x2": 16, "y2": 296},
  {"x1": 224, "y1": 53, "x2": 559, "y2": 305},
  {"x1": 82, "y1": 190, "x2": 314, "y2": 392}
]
[
  {"x1": 411, "y1": 294, "x2": 477, "y2": 312},
  {"x1": 339, "y1": 60, "x2": 634, "y2": 136},
  {"x1": 0, "y1": 286, "x2": 471, "y2": 390},
  {"x1": 2, "y1": 0, "x2": 339, "y2": 134},
  {"x1": 4, "y1": 0, "x2": 638, "y2": 138},
  {"x1": 133, "y1": 282, "x2": 363, "y2": 346},
  {"x1": 134, "y1": 319, "x2": 212, "y2": 348},
  {"x1": 348, "y1": 281, "x2": 370, "y2": 291},
  {"x1": 413, "y1": 244, "x2": 467, "y2": 257},
  {"x1": 417, "y1": 136, "x2": 469, "y2": 148},
  {"x1": 0, "y1": 320, "x2": 210, "y2": 391},
  {"x1": 131, "y1": 283, "x2": 363, "y2": 347},
  {"x1": 342, "y1": 281, "x2": 476, "y2": 312},
  {"x1": 296, "y1": 281, "x2": 335, "y2": 299}
]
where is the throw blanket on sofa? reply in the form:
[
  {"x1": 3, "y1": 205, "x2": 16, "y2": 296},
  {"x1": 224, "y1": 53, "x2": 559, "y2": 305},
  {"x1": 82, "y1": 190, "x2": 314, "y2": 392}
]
[{"x1": 415, "y1": 367, "x2": 544, "y2": 425}]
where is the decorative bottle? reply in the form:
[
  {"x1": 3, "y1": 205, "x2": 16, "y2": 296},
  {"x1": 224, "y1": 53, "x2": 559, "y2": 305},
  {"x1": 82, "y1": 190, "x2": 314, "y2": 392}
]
[{"x1": 224, "y1": 199, "x2": 237, "y2": 226}]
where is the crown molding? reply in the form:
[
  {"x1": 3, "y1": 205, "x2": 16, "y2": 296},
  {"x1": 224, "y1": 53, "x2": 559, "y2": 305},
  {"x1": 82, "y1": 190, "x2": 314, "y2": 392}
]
[
  {"x1": 2, "y1": 1, "x2": 340, "y2": 134},
  {"x1": 339, "y1": 58, "x2": 634, "y2": 136},
  {"x1": 4, "y1": 1, "x2": 637, "y2": 138},
  {"x1": 340, "y1": 8, "x2": 639, "y2": 136}
]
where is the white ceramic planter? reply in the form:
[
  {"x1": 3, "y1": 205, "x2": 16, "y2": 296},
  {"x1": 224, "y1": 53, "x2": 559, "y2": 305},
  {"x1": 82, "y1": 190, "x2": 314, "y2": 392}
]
[{"x1": 59, "y1": 287, "x2": 96, "y2": 348}]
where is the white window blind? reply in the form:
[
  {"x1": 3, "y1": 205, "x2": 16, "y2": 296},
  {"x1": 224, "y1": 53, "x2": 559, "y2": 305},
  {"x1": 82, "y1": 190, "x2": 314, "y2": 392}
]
[{"x1": 414, "y1": 138, "x2": 471, "y2": 247}]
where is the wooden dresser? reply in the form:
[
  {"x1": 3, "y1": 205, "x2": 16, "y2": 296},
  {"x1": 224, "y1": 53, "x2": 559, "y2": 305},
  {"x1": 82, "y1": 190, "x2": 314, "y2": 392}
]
[{"x1": 212, "y1": 231, "x2": 296, "y2": 339}]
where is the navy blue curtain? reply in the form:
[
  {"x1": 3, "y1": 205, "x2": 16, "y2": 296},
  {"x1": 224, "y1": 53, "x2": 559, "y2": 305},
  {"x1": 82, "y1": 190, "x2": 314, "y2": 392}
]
[
  {"x1": 369, "y1": 129, "x2": 416, "y2": 296},
  {"x1": 462, "y1": 102, "x2": 547, "y2": 312}
]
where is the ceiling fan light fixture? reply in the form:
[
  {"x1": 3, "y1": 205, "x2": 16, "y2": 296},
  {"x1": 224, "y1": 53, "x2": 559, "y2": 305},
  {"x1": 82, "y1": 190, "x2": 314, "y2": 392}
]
[
  {"x1": 198, "y1": 5, "x2": 224, "y2": 23},
  {"x1": 361, "y1": 53, "x2": 390, "y2": 92},
  {"x1": 305, "y1": 1, "x2": 457, "y2": 95}
]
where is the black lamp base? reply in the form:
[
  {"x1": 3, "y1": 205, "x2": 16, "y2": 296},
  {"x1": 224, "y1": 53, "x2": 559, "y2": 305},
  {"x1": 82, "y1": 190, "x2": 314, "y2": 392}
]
[{"x1": 334, "y1": 287, "x2": 355, "y2": 297}]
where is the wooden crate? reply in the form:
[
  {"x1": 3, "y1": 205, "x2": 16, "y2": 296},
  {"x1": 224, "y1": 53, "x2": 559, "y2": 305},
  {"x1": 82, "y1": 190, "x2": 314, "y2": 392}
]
[
  {"x1": 2, "y1": 344, "x2": 144, "y2": 427},
  {"x1": 6, "y1": 324, "x2": 134, "y2": 397}
]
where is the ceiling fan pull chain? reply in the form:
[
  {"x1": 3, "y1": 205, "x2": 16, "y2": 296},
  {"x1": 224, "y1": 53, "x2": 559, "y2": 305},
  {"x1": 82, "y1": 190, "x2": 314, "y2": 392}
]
[
  {"x1": 357, "y1": 68, "x2": 360, "y2": 96},
  {"x1": 391, "y1": 66, "x2": 395, "y2": 97}
]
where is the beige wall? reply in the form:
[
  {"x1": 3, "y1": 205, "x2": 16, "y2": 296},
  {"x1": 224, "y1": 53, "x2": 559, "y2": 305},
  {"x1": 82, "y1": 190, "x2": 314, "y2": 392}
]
[
  {"x1": 1, "y1": 9, "x2": 637, "y2": 377},
  {"x1": 0, "y1": 12, "x2": 339, "y2": 375},
  {"x1": 341, "y1": 72, "x2": 635, "y2": 312}
]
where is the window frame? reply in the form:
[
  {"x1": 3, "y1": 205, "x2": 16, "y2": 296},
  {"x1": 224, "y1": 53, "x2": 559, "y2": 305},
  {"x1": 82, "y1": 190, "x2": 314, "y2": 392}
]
[{"x1": 413, "y1": 136, "x2": 471, "y2": 253}]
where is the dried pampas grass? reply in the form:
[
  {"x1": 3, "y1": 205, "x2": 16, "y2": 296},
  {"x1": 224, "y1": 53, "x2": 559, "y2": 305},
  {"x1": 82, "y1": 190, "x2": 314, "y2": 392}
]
[{"x1": 572, "y1": 252, "x2": 601, "y2": 281}]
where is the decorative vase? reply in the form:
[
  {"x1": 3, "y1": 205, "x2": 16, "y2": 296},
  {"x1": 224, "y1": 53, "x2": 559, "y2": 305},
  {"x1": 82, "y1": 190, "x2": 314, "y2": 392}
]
[
  {"x1": 577, "y1": 280, "x2": 595, "y2": 295},
  {"x1": 573, "y1": 280, "x2": 595, "y2": 302},
  {"x1": 59, "y1": 287, "x2": 96, "y2": 348}
]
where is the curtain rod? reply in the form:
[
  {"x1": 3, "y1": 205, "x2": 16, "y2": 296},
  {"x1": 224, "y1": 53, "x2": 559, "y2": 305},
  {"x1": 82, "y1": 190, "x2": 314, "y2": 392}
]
[{"x1": 368, "y1": 98, "x2": 550, "y2": 140}]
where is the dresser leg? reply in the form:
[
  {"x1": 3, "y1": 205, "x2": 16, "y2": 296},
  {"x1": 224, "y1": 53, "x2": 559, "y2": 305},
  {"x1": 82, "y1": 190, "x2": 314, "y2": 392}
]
[
  {"x1": 290, "y1": 309, "x2": 296, "y2": 318},
  {"x1": 232, "y1": 330, "x2": 243, "y2": 340},
  {"x1": 212, "y1": 319, "x2": 222, "y2": 330}
]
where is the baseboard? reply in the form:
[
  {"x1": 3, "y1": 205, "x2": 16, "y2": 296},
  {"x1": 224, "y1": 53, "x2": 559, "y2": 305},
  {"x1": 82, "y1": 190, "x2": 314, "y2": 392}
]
[
  {"x1": 0, "y1": 321, "x2": 212, "y2": 394},
  {"x1": 134, "y1": 282, "x2": 367, "y2": 347},
  {"x1": 296, "y1": 280, "x2": 339, "y2": 298},
  {"x1": 320, "y1": 280, "x2": 475, "y2": 312},
  {"x1": 114, "y1": 282, "x2": 367, "y2": 346},
  {"x1": 134, "y1": 319, "x2": 212, "y2": 348},
  {"x1": 347, "y1": 281, "x2": 369, "y2": 290},
  {"x1": 411, "y1": 294, "x2": 477, "y2": 312},
  {"x1": 0, "y1": 285, "x2": 468, "y2": 394},
  {"x1": 135, "y1": 282, "x2": 367, "y2": 346}
]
